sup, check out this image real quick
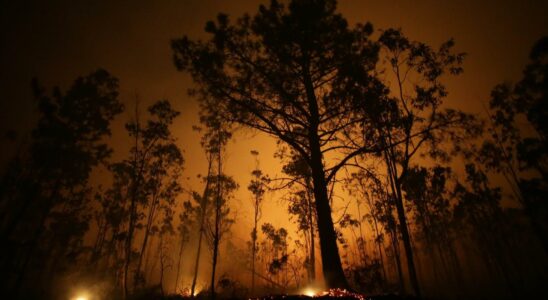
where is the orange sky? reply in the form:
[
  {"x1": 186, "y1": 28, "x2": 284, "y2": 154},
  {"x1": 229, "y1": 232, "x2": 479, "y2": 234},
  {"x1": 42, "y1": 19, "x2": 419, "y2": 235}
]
[{"x1": 1, "y1": 0, "x2": 547, "y2": 271}]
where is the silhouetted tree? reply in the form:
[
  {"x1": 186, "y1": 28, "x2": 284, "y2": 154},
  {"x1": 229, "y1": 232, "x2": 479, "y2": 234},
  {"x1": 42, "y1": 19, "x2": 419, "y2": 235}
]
[
  {"x1": 350, "y1": 28, "x2": 478, "y2": 296},
  {"x1": 197, "y1": 106, "x2": 236, "y2": 300},
  {"x1": 116, "y1": 99, "x2": 182, "y2": 298},
  {"x1": 0, "y1": 69, "x2": 123, "y2": 297},
  {"x1": 189, "y1": 141, "x2": 214, "y2": 297},
  {"x1": 174, "y1": 200, "x2": 194, "y2": 293},
  {"x1": 453, "y1": 164, "x2": 520, "y2": 296},
  {"x1": 261, "y1": 223, "x2": 290, "y2": 290},
  {"x1": 401, "y1": 166, "x2": 463, "y2": 295},
  {"x1": 248, "y1": 150, "x2": 268, "y2": 293},
  {"x1": 278, "y1": 151, "x2": 317, "y2": 284},
  {"x1": 346, "y1": 170, "x2": 389, "y2": 291},
  {"x1": 172, "y1": 0, "x2": 386, "y2": 288},
  {"x1": 479, "y1": 36, "x2": 548, "y2": 252},
  {"x1": 205, "y1": 171, "x2": 237, "y2": 299}
]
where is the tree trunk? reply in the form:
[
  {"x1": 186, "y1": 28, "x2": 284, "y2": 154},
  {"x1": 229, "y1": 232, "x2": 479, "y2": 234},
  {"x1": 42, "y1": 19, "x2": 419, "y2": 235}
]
[
  {"x1": 251, "y1": 204, "x2": 258, "y2": 293},
  {"x1": 393, "y1": 182, "x2": 421, "y2": 297},
  {"x1": 123, "y1": 102, "x2": 141, "y2": 300},
  {"x1": 190, "y1": 154, "x2": 213, "y2": 297},
  {"x1": 304, "y1": 61, "x2": 349, "y2": 289},
  {"x1": 174, "y1": 230, "x2": 186, "y2": 293},
  {"x1": 134, "y1": 195, "x2": 159, "y2": 289},
  {"x1": 390, "y1": 227, "x2": 405, "y2": 293},
  {"x1": 210, "y1": 233, "x2": 219, "y2": 300},
  {"x1": 309, "y1": 145, "x2": 348, "y2": 289},
  {"x1": 123, "y1": 173, "x2": 139, "y2": 299},
  {"x1": 384, "y1": 147, "x2": 421, "y2": 297},
  {"x1": 368, "y1": 196, "x2": 387, "y2": 285},
  {"x1": 306, "y1": 181, "x2": 316, "y2": 283},
  {"x1": 159, "y1": 235, "x2": 166, "y2": 296},
  {"x1": 210, "y1": 145, "x2": 222, "y2": 300},
  {"x1": 190, "y1": 222, "x2": 204, "y2": 296}
]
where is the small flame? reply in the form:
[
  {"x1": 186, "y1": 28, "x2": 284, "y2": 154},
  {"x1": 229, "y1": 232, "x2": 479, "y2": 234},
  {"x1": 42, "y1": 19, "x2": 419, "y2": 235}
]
[
  {"x1": 71, "y1": 288, "x2": 91, "y2": 300},
  {"x1": 302, "y1": 288, "x2": 318, "y2": 297}
]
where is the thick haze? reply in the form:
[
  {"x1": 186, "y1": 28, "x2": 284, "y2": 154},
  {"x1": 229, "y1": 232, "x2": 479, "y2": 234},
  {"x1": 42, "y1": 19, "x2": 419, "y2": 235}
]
[{"x1": 1, "y1": 0, "x2": 547, "y2": 257}]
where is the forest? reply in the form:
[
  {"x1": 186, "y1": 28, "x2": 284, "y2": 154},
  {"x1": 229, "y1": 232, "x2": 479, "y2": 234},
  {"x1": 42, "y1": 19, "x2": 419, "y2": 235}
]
[{"x1": 0, "y1": 0, "x2": 547, "y2": 299}]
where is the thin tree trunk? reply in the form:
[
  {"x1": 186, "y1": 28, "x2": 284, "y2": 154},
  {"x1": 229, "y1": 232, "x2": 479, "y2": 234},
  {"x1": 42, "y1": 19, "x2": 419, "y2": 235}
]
[
  {"x1": 383, "y1": 147, "x2": 421, "y2": 297},
  {"x1": 368, "y1": 196, "x2": 387, "y2": 285},
  {"x1": 134, "y1": 195, "x2": 159, "y2": 289},
  {"x1": 210, "y1": 230, "x2": 219, "y2": 298},
  {"x1": 210, "y1": 140, "x2": 222, "y2": 300},
  {"x1": 393, "y1": 181, "x2": 421, "y2": 297},
  {"x1": 306, "y1": 179, "x2": 316, "y2": 283},
  {"x1": 390, "y1": 227, "x2": 405, "y2": 293},
  {"x1": 159, "y1": 234, "x2": 166, "y2": 296},
  {"x1": 384, "y1": 168, "x2": 405, "y2": 293},
  {"x1": 124, "y1": 103, "x2": 141, "y2": 299},
  {"x1": 174, "y1": 230, "x2": 186, "y2": 293},
  {"x1": 190, "y1": 153, "x2": 213, "y2": 297},
  {"x1": 251, "y1": 200, "x2": 258, "y2": 293},
  {"x1": 356, "y1": 201, "x2": 368, "y2": 265},
  {"x1": 91, "y1": 217, "x2": 108, "y2": 267}
]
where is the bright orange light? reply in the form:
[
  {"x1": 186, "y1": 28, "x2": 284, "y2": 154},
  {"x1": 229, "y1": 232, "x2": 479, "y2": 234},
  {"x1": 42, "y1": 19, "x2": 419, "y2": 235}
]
[
  {"x1": 302, "y1": 288, "x2": 317, "y2": 297},
  {"x1": 71, "y1": 290, "x2": 90, "y2": 300}
]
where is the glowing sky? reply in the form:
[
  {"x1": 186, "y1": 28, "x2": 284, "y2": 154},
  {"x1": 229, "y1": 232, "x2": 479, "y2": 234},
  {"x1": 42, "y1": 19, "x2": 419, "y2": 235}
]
[{"x1": 1, "y1": 0, "x2": 547, "y2": 254}]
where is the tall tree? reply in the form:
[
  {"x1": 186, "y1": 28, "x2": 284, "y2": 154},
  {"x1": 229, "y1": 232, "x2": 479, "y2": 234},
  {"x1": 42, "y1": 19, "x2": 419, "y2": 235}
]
[
  {"x1": 117, "y1": 99, "x2": 182, "y2": 298},
  {"x1": 248, "y1": 150, "x2": 268, "y2": 293},
  {"x1": 174, "y1": 200, "x2": 194, "y2": 293},
  {"x1": 198, "y1": 105, "x2": 236, "y2": 300},
  {"x1": 172, "y1": 0, "x2": 385, "y2": 288},
  {"x1": 350, "y1": 28, "x2": 477, "y2": 296},
  {"x1": 189, "y1": 148, "x2": 214, "y2": 297},
  {"x1": 205, "y1": 171, "x2": 236, "y2": 299}
]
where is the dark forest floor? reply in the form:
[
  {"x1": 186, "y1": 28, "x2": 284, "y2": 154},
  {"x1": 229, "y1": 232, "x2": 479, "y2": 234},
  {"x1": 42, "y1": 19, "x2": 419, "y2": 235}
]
[{"x1": 133, "y1": 293, "x2": 419, "y2": 300}]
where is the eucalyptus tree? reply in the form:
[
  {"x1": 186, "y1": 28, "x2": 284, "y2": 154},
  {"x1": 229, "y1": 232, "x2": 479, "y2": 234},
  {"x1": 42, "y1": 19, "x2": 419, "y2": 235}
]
[
  {"x1": 189, "y1": 141, "x2": 214, "y2": 297},
  {"x1": 205, "y1": 172, "x2": 237, "y2": 299},
  {"x1": 117, "y1": 99, "x2": 182, "y2": 297},
  {"x1": 248, "y1": 150, "x2": 268, "y2": 293},
  {"x1": 133, "y1": 108, "x2": 184, "y2": 289},
  {"x1": 196, "y1": 102, "x2": 236, "y2": 299},
  {"x1": 348, "y1": 28, "x2": 479, "y2": 296}
]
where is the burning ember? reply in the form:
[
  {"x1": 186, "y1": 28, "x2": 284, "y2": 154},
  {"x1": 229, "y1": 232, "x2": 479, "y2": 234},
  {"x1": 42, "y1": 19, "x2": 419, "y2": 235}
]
[
  {"x1": 251, "y1": 288, "x2": 369, "y2": 300},
  {"x1": 317, "y1": 289, "x2": 367, "y2": 299},
  {"x1": 71, "y1": 293, "x2": 90, "y2": 300},
  {"x1": 302, "y1": 288, "x2": 318, "y2": 297}
]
